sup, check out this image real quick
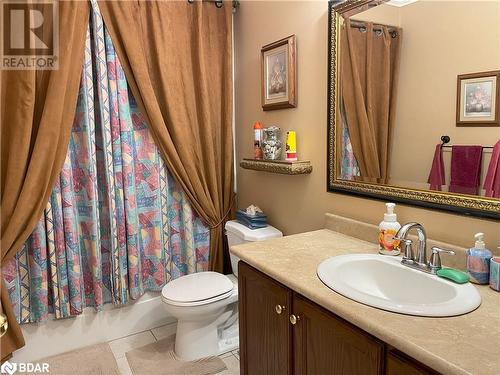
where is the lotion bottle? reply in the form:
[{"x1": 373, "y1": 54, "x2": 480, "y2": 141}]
[
  {"x1": 467, "y1": 233, "x2": 492, "y2": 284},
  {"x1": 378, "y1": 203, "x2": 401, "y2": 255}
]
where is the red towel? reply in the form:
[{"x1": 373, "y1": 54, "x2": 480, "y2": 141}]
[
  {"x1": 427, "y1": 144, "x2": 445, "y2": 191},
  {"x1": 483, "y1": 140, "x2": 500, "y2": 198},
  {"x1": 449, "y1": 146, "x2": 483, "y2": 195}
]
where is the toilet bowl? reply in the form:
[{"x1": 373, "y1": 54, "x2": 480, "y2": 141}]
[{"x1": 161, "y1": 220, "x2": 282, "y2": 360}]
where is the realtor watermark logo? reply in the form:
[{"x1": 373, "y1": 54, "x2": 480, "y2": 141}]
[
  {"x1": 1, "y1": 0, "x2": 58, "y2": 69},
  {"x1": 1, "y1": 360, "x2": 50, "y2": 374}
]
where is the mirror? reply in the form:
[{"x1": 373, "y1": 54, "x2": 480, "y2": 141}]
[{"x1": 328, "y1": 0, "x2": 500, "y2": 219}]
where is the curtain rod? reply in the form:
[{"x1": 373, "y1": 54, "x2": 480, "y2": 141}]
[
  {"x1": 348, "y1": 23, "x2": 398, "y2": 38},
  {"x1": 187, "y1": 0, "x2": 240, "y2": 13}
]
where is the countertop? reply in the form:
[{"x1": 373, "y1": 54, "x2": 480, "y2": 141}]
[{"x1": 230, "y1": 229, "x2": 500, "y2": 375}]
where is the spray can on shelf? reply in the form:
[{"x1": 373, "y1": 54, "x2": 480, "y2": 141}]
[
  {"x1": 253, "y1": 122, "x2": 263, "y2": 159},
  {"x1": 285, "y1": 131, "x2": 298, "y2": 161}
]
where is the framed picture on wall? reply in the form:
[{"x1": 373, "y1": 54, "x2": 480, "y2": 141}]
[
  {"x1": 261, "y1": 35, "x2": 296, "y2": 111},
  {"x1": 456, "y1": 70, "x2": 500, "y2": 127}
]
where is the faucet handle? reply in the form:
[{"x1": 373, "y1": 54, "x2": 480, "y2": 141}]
[
  {"x1": 395, "y1": 238, "x2": 414, "y2": 261},
  {"x1": 429, "y1": 246, "x2": 455, "y2": 272}
]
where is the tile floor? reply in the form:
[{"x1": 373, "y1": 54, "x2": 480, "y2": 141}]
[{"x1": 108, "y1": 322, "x2": 240, "y2": 375}]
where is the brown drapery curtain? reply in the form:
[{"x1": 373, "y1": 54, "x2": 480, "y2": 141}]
[
  {"x1": 97, "y1": 1, "x2": 234, "y2": 273},
  {"x1": 0, "y1": 1, "x2": 89, "y2": 361},
  {"x1": 341, "y1": 19, "x2": 401, "y2": 184}
]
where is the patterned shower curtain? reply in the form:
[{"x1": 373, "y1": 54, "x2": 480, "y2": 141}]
[
  {"x1": 340, "y1": 102, "x2": 360, "y2": 180},
  {"x1": 1, "y1": 2, "x2": 210, "y2": 324}
]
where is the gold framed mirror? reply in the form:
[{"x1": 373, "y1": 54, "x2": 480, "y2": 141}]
[{"x1": 328, "y1": 0, "x2": 500, "y2": 220}]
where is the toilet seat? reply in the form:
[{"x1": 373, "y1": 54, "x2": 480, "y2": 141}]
[
  {"x1": 162, "y1": 289, "x2": 234, "y2": 307},
  {"x1": 161, "y1": 271, "x2": 234, "y2": 307}
]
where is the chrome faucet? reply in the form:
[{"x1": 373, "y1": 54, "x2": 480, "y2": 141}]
[
  {"x1": 395, "y1": 222, "x2": 455, "y2": 274},
  {"x1": 396, "y1": 222, "x2": 427, "y2": 266}
]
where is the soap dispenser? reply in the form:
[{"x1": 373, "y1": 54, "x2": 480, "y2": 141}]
[
  {"x1": 466, "y1": 233, "x2": 492, "y2": 284},
  {"x1": 378, "y1": 203, "x2": 401, "y2": 255}
]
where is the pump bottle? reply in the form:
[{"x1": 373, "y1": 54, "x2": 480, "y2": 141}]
[
  {"x1": 378, "y1": 203, "x2": 401, "y2": 255},
  {"x1": 467, "y1": 233, "x2": 492, "y2": 284}
]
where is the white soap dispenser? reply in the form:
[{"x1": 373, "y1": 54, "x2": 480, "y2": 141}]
[{"x1": 378, "y1": 203, "x2": 401, "y2": 255}]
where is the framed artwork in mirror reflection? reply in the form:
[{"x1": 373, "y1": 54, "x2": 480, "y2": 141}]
[{"x1": 456, "y1": 70, "x2": 500, "y2": 127}]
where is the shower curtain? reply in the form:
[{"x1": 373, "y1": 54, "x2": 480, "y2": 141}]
[
  {"x1": 341, "y1": 19, "x2": 401, "y2": 183},
  {"x1": 1, "y1": 5, "x2": 209, "y2": 324}
]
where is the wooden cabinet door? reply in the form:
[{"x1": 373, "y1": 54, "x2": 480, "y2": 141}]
[
  {"x1": 386, "y1": 350, "x2": 440, "y2": 375},
  {"x1": 238, "y1": 262, "x2": 293, "y2": 375},
  {"x1": 292, "y1": 294, "x2": 384, "y2": 375}
]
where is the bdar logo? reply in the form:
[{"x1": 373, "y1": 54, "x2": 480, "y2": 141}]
[
  {"x1": 0, "y1": 361, "x2": 49, "y2": 374},
  {"x1": 0, "y1": 361, "x2": 17, "y2": 375}
]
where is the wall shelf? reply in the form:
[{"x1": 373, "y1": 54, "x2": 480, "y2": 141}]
[{"x1": 240, "y1": 158, "x2": 313, "y2": 175}]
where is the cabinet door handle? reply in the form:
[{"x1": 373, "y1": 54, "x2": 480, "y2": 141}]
[
  {"x1": 275, "y1": 304, "x2": 286, "y2": 315},
  {"x1": 289, "y1": 314, "x2": 300, "y2": 325}
]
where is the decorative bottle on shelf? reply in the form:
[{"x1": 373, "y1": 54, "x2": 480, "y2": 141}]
[
  {"x1": 262, "y1": 126, "x2": 282, "y2": 160},
  {"x1": 285, "y1": 131, "x2": 298, "y2": 161},
  {"x1": 253, "y1": 121, "x2": 263, "y2": 160},
  {"x1": 378, "y1": 203, "x2": 401, "y2": 255}
]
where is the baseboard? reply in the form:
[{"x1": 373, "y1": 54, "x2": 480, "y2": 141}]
[{"x1": 12, "y1": 292, "x2": 175, "y2": 363}]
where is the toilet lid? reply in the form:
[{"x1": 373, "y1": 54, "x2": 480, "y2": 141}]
[{"x1": 161, "y1": 272, "x2": 234, "y2": 304}]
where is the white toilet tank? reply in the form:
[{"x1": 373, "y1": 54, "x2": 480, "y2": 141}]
[{"x1": 225, "y1": 220, "x2": 282, "y2": 276}]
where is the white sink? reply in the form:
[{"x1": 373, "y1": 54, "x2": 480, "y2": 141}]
[{"x1": 317, "y1": 254, "x2": 481, "y2": 317}]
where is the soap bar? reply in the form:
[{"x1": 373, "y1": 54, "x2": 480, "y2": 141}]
[{"x1": 437, "y1": 268, "x2": 470, "y2": 284}]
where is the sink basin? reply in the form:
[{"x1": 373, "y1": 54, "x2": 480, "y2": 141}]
[{"x1": 317, "y1": 254, "x2": 481, "y2": 317}]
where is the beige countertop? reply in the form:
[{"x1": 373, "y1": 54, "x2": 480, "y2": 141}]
[{"x1": 230, "y1": 229, "x2": 500, "y2": 375}]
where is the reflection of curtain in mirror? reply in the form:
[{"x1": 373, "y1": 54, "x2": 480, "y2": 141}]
[
  {"x1": 341, "y1": 19, "x2": 401, "y2": 183},
  {"x1": 340, "y1": 102, "x2": 361, "y2": 180}
]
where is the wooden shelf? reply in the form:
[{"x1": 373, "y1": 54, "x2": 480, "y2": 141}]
[{"x1": 240, "y1": 158, "x2": 313, "y2": 175}]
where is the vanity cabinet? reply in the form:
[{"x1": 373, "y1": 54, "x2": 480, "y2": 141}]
[
  {"x1": 386, "y1": 350, "x2": 438, "y2": 375},
  {"x1": 293, "y1": 294, "x2": 384, "y2": 374},
  {"x1": 239, "y1": 261, "x2": 439, "y2": 375},
  {"x1": 238, "y1": 260, "x2": 293, "y2": 375}
]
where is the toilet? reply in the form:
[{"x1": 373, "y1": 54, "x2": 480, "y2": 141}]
[{"x1": 161, "y1": 220, "x2": 282, "y2": 360}]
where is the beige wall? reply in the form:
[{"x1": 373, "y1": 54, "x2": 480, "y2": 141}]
[
  {"x1": 352, "y1": 1, "x2": 500, "y2": 191},
  {"x1": 391, "y1": 1, "x2": 500, "y2": 190},
  {"x1": 234, "y1": 1, "x2": 500, "y2": 251},
  {"x1": 351, "y1": 3, "x2": 400, "y2": 26}
]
